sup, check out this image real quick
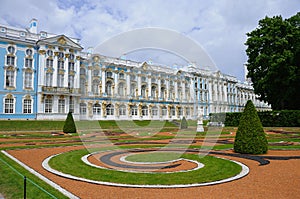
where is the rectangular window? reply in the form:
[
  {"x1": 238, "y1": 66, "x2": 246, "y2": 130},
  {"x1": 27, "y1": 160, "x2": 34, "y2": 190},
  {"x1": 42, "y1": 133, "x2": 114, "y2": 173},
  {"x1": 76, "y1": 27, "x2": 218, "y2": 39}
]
[
  {"x1": 6, "y1": 56, "x2": 15, "y2": 66},
  {"x1": 57, "y1": 74, "x2": 64, "y2": 87},
  {"x1": 58, "y1": 60, "x2": 64, "y2": 70},
  {"x1": 80, "y1": 103, "x2": 86, "y2": 114},
  {"x1": 25, "y1": 58, "x2": 33, "y2": 68},
  {"x1": 6, "y1": 70, "x2": 14, "y2": 87},
  {"x1": 45, "y1": 99, "x2": 52, "y2": 113},
  {"x1": 58, "y1": 99, "x2": 65, "y2": 113},
  {"x1": 152, "y1": 108, "x2": 158, "y2": 116},
  {"x1": 69, "y1": 97, "x2": 74, "y2": 113},
  {"x1": 162, "y1": 108, "x2": 167, "y2": 116},
  {"x1": 68, "y1": 62, "x2": 74, "y2": 71},
  {"x1": 24, "y1": 72, "x2": 32, "y2": 88},
  {"x1": 46, "y1": 73, "x2": 53, "y2": 87},
  {"x1": 46, "y1": 59, "x2": 53, "y2": 68},
  {"x1": 23, "y1": 99, "x2": 32, "y2": 114},
  {"x1": 119, "y1": 106, "x2": 126, "y2": 116},
  {"x1": 68, "y1": 75, "x2": 74, "y2": 88},
  {"x1": 131, "y1": 107, "x2": 138, "y2": 116},
  {"x1": 4, "y1": 98, "x2": 14, "y2": 113}
]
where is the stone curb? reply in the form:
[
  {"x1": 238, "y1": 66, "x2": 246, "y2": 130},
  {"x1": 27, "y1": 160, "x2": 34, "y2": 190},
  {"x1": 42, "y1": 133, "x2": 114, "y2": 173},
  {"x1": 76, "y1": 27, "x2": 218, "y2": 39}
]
[{"x1": 1, "y1": 150, "x2": 79, "y2": 199}]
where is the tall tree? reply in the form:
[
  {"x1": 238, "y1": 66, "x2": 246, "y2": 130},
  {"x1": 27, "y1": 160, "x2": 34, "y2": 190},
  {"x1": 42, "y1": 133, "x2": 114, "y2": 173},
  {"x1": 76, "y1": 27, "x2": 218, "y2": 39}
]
[{"x1": 245, "y1": 12, "x2": 300, "y2": 110}]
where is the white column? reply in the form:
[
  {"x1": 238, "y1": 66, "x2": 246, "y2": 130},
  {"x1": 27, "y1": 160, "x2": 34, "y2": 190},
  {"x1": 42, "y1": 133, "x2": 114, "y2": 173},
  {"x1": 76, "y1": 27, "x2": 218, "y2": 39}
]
[
  {"x1": 52, "y1": 54, "x2": 58, "y2": 87},
  {"x1": 114, "y1": 72, "x2": 118, "y2": 96},
  {"x1": 126, "y1": 72, "x2": 130, "y2": 96},
  {"x1": 148, "y1": 75, "x2": 151, "y2": 98},
  {"x1": 138, "y1": 75, "x2": 142, "y2": 96},
  {"x1": 38, "y1": 52, "x2": 45, "y2": 86},
  {"x1": 64, "y1": 56, "x2": 69, "y2": 87},
  {"x1": 158, "y1": 78, "x2": 161, "y2": 99},
  {"x1": 87, "y1": 68, "x2": 92, "y2": 93},
  {"x1": 174, "y1": 81, "x2": 178, "y2": 100},
  {"x1": 75, "y1": 56, "x2": 80, "y2": 88},
  {"x1": 101, "y1": 70, "x2": 106, "y2": 94},
  {"x1": 182, "y1": 81, "x2": 186, "y2": 101}
]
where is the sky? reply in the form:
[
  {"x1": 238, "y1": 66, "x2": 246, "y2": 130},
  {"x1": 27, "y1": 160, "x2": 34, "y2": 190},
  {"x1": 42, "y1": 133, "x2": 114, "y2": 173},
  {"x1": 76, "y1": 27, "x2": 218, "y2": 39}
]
[{"x1": 0, "y1": 0, "x2": 299, "y2": 81}]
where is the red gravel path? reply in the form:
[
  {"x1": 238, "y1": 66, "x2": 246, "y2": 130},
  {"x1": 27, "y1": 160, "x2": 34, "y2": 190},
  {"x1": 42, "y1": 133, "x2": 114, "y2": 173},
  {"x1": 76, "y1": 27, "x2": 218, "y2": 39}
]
[{"x1": 5, "y1": 146, "x2": 300, "y2": 199}]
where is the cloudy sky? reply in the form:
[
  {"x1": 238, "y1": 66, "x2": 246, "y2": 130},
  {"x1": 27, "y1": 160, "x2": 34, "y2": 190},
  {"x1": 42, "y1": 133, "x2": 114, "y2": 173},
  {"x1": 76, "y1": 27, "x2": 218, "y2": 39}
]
[{"x1": 0, "y1": 0, "x2": 299, "y2": 80}]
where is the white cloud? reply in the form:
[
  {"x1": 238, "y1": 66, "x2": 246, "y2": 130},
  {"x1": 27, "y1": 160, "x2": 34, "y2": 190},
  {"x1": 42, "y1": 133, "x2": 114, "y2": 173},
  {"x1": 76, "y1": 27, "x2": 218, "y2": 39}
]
[{"x1": 0, "y1": 0, "x2": 299, "y2": 80}]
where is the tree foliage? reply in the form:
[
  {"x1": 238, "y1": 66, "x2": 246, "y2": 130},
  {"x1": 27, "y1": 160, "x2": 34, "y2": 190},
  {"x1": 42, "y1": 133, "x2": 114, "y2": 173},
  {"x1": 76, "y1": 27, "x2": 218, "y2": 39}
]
[
  {"x1": 234, "y1": 100, "x2": 268, "y2": 154},
  {"x1": 245, "y1": 12, "x2": 300, "y2": 110},
  {"x1": 63, "y1": 112, "x2": 77, "y2": 133}
]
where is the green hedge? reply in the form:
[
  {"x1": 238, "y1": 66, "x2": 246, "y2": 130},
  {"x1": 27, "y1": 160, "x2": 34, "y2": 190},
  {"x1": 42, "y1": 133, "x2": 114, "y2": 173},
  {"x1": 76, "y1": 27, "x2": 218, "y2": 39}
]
[{"x1": 211, "y1": 110, "x2": 300, "y2": 127}]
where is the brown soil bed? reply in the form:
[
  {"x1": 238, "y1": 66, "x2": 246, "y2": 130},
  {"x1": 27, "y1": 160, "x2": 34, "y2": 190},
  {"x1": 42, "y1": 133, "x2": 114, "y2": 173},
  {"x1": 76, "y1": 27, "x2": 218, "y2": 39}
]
[
  {"x1": 88, "y1": 151, "x2": 198, "y2": 172},
  {"x1": 5, "y1": 146, "x2": 300, "y2": 199}
]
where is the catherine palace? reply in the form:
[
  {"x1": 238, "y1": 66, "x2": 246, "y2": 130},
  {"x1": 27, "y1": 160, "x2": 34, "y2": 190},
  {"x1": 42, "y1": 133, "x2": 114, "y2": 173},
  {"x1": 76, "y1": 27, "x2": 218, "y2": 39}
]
[{"x1": 0, "y1": 19, "x2": 270, "y2": 120}]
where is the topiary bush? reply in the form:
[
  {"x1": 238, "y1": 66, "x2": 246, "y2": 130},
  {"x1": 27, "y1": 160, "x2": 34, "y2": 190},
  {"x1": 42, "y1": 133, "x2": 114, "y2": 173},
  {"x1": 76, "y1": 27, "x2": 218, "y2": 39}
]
[
  {"x1": 234, "y1": 100, "x2": 268, "y2": 154},
  {"x1": 63, "y1": 112, "x2": 77, "y2": 133},
  {"x1": 180, "y1": 116, "x2": 188, "y2": 129}
]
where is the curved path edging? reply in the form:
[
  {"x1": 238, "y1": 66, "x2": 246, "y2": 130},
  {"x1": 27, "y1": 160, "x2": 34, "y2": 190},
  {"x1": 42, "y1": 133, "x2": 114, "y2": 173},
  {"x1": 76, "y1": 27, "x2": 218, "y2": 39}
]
[
  {"x1": 1, "y1": 150, "x2": 79, "y2": 199},
  {"x1": 42, "y1": 151, "x2": 250, "y2": 188}
]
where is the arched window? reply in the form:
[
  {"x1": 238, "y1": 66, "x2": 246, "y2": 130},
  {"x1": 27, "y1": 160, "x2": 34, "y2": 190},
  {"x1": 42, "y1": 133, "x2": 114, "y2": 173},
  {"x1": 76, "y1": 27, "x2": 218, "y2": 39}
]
[
  {"x1": 161, "y1": 87, "x2": 165, "y2": 98},
  {"x1": 23, "y1": 97, "x2": 32, "y2": 114},
  {"x1": 118, "y1": 82, "x2": 125, "y2": 96},
  {"x1": 4, "y1": 95, "x2": 14, "y2": 114},
  {"x1": 106, "y1": 81, "x2": 112, "y2": 95},
  {"x1": 93, "y1": 103, "x2": 101, "y2": 115},
  {"x1": 119, "y1": 105, "x2": 126, "y2": 116},
  {"x1": 142, "y1": 106, "x2": 148, "y2": 116},
  {"x1": 68, "y1": 75, "x2": 74, "y2": 88},
  {"x1": 151, "y1": 86, "x2": 156, "y2": 98},
  {"x1": 106, "y1": 104, "x2": 114, "y2": 116},
  {"x1": 80, "y1": 103, "x2": 86, "y2": 114}
]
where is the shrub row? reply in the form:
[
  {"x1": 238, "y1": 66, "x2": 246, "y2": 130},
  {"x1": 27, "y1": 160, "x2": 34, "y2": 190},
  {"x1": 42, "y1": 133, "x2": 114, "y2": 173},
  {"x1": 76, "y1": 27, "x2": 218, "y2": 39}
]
[{"x1": 210, "y1": 110, "x2": 300, "y2": 127}]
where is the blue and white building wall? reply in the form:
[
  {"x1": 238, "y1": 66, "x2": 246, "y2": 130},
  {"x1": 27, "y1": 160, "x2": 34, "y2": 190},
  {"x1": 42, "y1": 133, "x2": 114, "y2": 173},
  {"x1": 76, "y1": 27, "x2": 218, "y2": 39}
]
[{"x1": 0, "y1": 39, "x2": 37, "y2": 120}]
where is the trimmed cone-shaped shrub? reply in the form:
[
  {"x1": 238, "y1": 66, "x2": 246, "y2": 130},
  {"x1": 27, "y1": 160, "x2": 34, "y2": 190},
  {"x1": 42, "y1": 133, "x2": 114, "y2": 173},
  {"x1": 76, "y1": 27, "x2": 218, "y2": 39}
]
[
  {"x1": 63, "y1": 112, "x2": 77, "y2": 133},
  {"x1": 234, "y1": 100, "x2": 268, "y2": 154},
  {"x1": 180, "y1": 116, "x2": 188, "y2": 129}
]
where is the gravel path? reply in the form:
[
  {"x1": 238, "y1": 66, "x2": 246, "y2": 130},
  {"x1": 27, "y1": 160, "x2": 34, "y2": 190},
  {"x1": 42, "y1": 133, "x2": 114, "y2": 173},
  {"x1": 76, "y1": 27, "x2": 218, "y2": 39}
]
[{"x1": 6, "y1": 146, "x2": 300, "y2": 199}]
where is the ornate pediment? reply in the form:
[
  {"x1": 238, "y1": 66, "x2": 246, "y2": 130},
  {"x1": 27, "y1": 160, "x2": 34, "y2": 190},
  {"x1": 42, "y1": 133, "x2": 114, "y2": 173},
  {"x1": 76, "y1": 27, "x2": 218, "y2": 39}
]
[{"x1": 37, "y1": 35, "x2": 83, "y2": 50}]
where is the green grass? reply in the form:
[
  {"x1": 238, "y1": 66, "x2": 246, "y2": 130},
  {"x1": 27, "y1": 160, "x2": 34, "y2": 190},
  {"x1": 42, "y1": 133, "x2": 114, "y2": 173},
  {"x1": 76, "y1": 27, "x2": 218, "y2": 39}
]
[
  {"x1": 0, "y1": 153, "x2": 68, "y2": 199},
  {"x1": 49, "y1": 149, "x2": 242, "y2": 185},
  {"x1": 0, "y1": 120, "x2": 65, "y2": 131},
  {"x1": 125, "y1": 152, "x2": 182, "y2": 162}
]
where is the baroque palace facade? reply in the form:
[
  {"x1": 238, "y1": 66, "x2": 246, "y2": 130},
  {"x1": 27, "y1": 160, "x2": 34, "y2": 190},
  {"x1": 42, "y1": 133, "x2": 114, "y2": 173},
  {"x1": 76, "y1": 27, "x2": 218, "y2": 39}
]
[{"x1": 0, "y1": 19, "x2": 270, "y2": 120}]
